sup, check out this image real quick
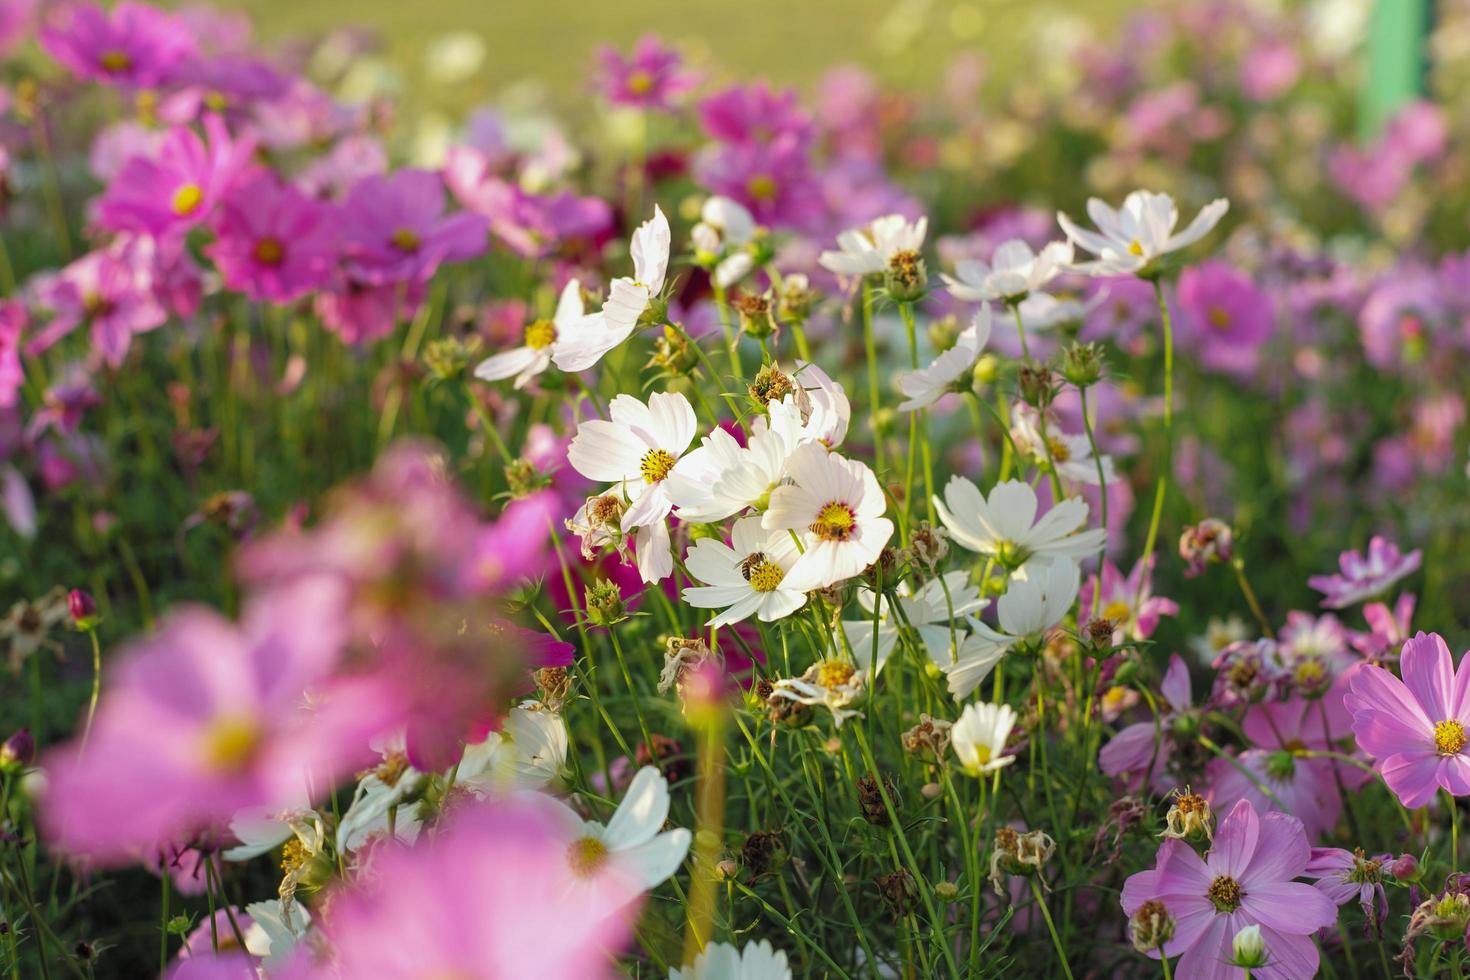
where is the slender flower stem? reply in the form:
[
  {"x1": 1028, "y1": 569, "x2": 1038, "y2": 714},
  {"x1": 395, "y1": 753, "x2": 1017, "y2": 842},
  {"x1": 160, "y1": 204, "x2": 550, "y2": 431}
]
[
  {"x1": 1029, "y1": 877, "x2": 1074, "y2": 980},
  {"x1": 1078, "y1": 386, "x2": 1109, "y2": 611},
  {"x1": 711, "y1": 282, "x2": 745, "y2": 381},
  {"x1": 1136, "y1": 278, "x2": 1175, "y2": 607},
  {"x1": 861, "y1": 281, "x2": 888, "y2": 474},
  {"x1": 1009, "y1": 302, "x2": 1032, "y2": 363},
  {"x1": 1451, "y1": 789, "x2": 1460, "y2": 874},
  {"x1": 682, "y1": 712, "x2": 727, "y2": 962},
  {"x1": 1230, "y1": 559, "x2": 1275, "y2": 639},
  {"x1": 1160, "y1": 952, "x2": 1173, "y2": 980},
  {"x1": 898, "y1": 302, "x2": 936, "y2": 526}
]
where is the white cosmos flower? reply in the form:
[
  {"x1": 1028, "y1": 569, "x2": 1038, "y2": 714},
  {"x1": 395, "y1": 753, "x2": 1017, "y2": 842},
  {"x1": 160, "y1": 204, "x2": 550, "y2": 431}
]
[
  {"x1": 951, "y1": 701, "x2": 1019, "y2": 775},
  {"x1": 567, "y1": 391, "x2": 696, "y2": 583},
  {"x1": 222, "y1": 806, "x2": 317, "y2": 861},
  {"x1": 762, "y1": 443, "x2": 894, "y2": 592},
  {"x1": 1016, "y1": 290, "x2": 1103, "y2": 332},
  {"x1": 455, "y1": 700, "x2": 568, "y2": 796},
  {"x1": 670, "y1": 939, "x2": 793, "y2": 980},
  {"x1": 473, "y1": 278, "x2": 586, "y2": 389},
  {"x1": 818, "y1": 214, "x2": 927, "y2": 278},
  {"x1": 692, "y1": 196, "x2": 758, "y2": 289},
  {"x1": 243, "y1": 899, "x2": 312, "y2": 972},
  {"x1": 934, "y1": 477, "x2": 1104, "y2": 578},
  {"x1": 843, "y1": 570, "x2": 989, "y2": 674},
  {"x1": 1058, "y1": 191, "x2": 1229, "y2": 277},
  {"x1": 667, "y1": 396, "x2": 808, "y2": 523},
  {"x1": 683, "y1": 515, "x2": 807, "y2": 626},
  {"x1": 1009, "y1": 403, "x2": 1117, "y2": 486},
  {"x1": 336, "y1": 760, "x2": 424, "y2": 854},
  {"x1": 554, "y1": 204, "x2": 671, "y2": 371},
  {"x1": 794, "y1": 362, "x2": 850, "y2": 447},
  {"x1": 897, "y1": 306, "x2": 992, "y2": 412},
  {"x1": 941, "y1": 239, "x2": 1073, "y2": 304},
  {"x1": 546, "y1": 765, "x2": 691, "y2": 895},
  {"x1": 771, "y1": 659, "x2": 866, "y2": 727},
  {"x1": 944, "y1": 559, "x2": 1079, "y2": 698}
]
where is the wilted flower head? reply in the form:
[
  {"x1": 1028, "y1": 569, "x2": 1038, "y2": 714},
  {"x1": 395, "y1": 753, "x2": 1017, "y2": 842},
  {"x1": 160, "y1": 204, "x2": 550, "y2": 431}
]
[
  {"x1": 1179, "y1": 518, "x2": 1234, "y2": 577},
  {"x1": 1160, "y1": 787, "x2": 1213, "y2": 842},
  {"x1": 989, "y1": 826, "x2": 1055, "y2": 895},
  {"x1": 1129, "y1": 898, "x2": 1176, "y2": 954},
  {"x1": 770, "y1": 659, "x2": 866, "y2": 727}
]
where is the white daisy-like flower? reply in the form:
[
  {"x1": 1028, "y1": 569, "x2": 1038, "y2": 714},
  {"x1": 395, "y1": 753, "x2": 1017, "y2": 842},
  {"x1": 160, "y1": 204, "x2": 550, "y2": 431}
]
[
  {"x1": 455, "y1": 700, "x2": 568, "y2": 796},
  {"x1": 951, "y1": 701, "x2": 1019, "y2": 775},
  {"x1": 554, "y1": 205, "x2": 671, "y2": 371},
  {"x1": 567, "y1": 391, "x2": 697, "y2": 583},
  {"x1": 818, "y1": 214, "x2": 927, "y2": 278},
  {"x1": 545, "y1": 765, "x2": 691, "y2": 895},
  {"x1": 683, "y1": 515, "x2": 807, "y2": 626},
  {"x1": 794, "y1": 361, "x2": 851, "y2": 448},
  {"x1": 1015, "y1": 290, "x2": 1103, "y2": 332},
  {"x1": 221, "y1": 805, "x2": 318, "y2": 862},
  {"x1": 934, "y1": 477, "x2": 1104, "y2": 578},
  {"x1": 243, "y1": 899, "x2": 312, "y2": 972},
  {"x1": 473, "y1": 278, "x2": 586, "y2": 389},
  {"x1": 770, "y1": 659, "x2": 867, "y2": 727},
  {"x1": 1057, "y1": 191, "x2": 1229, "y2": 278},
  {"x1": 941, "y1": 239, "x2": 1073, "y2": 304},
  {"x1": 943, "y1": 559, "x2": 1079, "y2": 698},
  {"x1": 896, "y1": 307, "x2": 993, "y2": 412},
  {"x1": 692, "y1": 196, "x2": 759, "y2": 289},
  {"x1": 667, "y1": 396, "x2": 808, "y2": 523},
  {"x1": 843, "y1": 570, "x2": 989, "y2": 674},
  {"x1": 762, "y1": 443, "x2": 895, "y2": 592},
  {"x1": 1009, "y1": 403, "x2": 1117, "y2": 486},
  {"x1": 336, "y1": 744, "x2": 424, "y2": 854},
  {"x1": 669, "y1": 939, "x2": 793, "y2": 980}
]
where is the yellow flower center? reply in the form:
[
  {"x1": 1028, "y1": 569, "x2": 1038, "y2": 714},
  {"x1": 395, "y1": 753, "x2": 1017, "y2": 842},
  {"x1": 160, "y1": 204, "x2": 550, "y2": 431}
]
[
  {"x1": 1207, "y1": 874, "x2": 1243, "y2": 913},
  {"x1": 810, "y1": 501, "x2": 856, "y2": 542},
  {"x1": 639, "y1": 448, "x2": 677, "y2": 483},
  {"x1": 203, "y1": 715, "x2": 261, "y2": 773},
  {"x1": 816, "y1": 659, "x2": 856, "y2": 688},
  {"x1": 1102, "y1": 600, "x2": 1131, "y2": 623},
  {"x1": 280, "y1": 837, "x2": 310, "y2": 875},
  {"x1": 742, "y1": 557, "x2": 786, "y2": 593},
  {"x1": 626, "y1": 69, "x2": 654, "y2": 94},
  {"x1": 204, "y1": 90, "x2": 229, "y2": 112},
  {"x1": 170, "y1": 183, "x2": 204, "y2": 217},
  {"x1": 566, "y1": 836, "x2": 609, "y2": 877},
  {"x1": 972, "y1": 744, "x2": 993, "y2": 765},
  {"x1": 1208, "y1": 306, "x2": 1231, "y2": 329},
  {"x1": 1435, "y1": 719, "x2": 1467, "y2": 756},
  {"x1": 1046, "y1": 436, "x2": 1072, "y2": 462},
  {"x1": 253, "y1": 237, "x2": 285, "y2": 266},
  {"x1": 99, "y1": 50, "x2": 133, "y2": 73},
  {"x1": 746, "y1": 175, "x2": 777, "y2": 202},
  {"x1": 391, "y1": 228, "x2": 421, "y2": 253},
  {"x1": 1294, "y1": 659, "x2": 1326, "y2": 688},
  {"x1": 1127, "y1": 239, "x2": 1145, "y2": 257},
  {"x1": 524, "y1": 319, "x2": 557, "y2": 350}
]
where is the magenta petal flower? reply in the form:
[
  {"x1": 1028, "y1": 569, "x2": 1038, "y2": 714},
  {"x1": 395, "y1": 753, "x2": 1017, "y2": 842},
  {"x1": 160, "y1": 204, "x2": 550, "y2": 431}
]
[
  {"x1": 1304, "y1": 847, "x2": 1390, "y2": 936},
  {"x1": 1100, "y1": 654, "x2": 1192, "y2": 792},
  {"x1": 1308, "y1": 536, "x2": 1422, "y2": 609},
  {"x1": 40, "y1": 1, "x2": 196, "y2": 88},
  {"x1": 1176, "y1": 260, "x2": 1275, "y2": 378},
  {"x1": 340, "y1": 168, "x2": 488, "y2": 285},
  {"x1": 1121, "y1": 800, "x2": 1338, "y2": 980},
  {"x1": 1345, "y1": 631, "x2": 1470, "y2": 808},
  {"x1": 207, "y1": 174, "x2": 338, "y2": 304},
  {"x1": 97, "y1": 114, "x2": 258, "y2": 236},
  {"x1": 597, "y1": 34, "x2": 696, "y2": 111},
  {"x1": 1078, "y1": 553, "x2": 1178, "y2": 643}
]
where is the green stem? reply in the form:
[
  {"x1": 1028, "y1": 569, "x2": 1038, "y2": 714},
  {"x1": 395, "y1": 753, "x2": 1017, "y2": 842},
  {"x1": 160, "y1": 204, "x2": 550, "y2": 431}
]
[
  {"x1": 1136, "y1": 279, "x2": 1175, "y2": 607},
  {"x1": 1030, "y1": 877, "x2": 1074, "y2": 980}
]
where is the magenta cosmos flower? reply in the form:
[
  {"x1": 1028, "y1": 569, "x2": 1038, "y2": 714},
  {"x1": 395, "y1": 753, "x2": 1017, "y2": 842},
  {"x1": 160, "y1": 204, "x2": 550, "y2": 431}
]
[
  {"x1": 1176, "y1": 260, "x2": 1275, "y2": 378},
  {"x1": 339, "y1": 168, "x2": 488, "y2": 286},
  {"x1": 97, "y1": 114, "x2": 257, "y2": 237},
  {"x1": 1122, "y1": 799, "x2": 1338, "y2": 979},
  {"x1": 597, "y1": 34, "x2": 696, "y2": 111},
  {"x1": 40, "y1": 1, "x2": 196, "y2": 88},
  {"x1": 1346, "y1": 631, "x2": 1470, "y2": 808},
  {"x1": 28, "y1": 245, "x2": 167, "y2": 367},
  {"x1": 40, "y1": 578, "x2": 393, "y2": 864},
  {"x1": 316, "y1": 797, "x2": 637, "y2": 978},
  {"x1": 207, "y1": 173, "x2": 338, "y2": 303},
  {"x1": 1308, "y1": 536, "x2": 1422, "y2": 609},
  {"x1": 1078, "y1": 553, "x2": 1178, "y2": 644},
  {"x1": 1304, "y1": 847, "x2": 1391, "y2": 936},
  {"x1": 1100, "y1": 653, "x2": 1193, "y2": 793}
]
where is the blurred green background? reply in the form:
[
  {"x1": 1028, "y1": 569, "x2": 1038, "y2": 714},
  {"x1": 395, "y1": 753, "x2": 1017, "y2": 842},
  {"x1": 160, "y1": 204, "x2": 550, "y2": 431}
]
[{"x1": 216, "y1": 0, "x2": 1134, "y2": 103}]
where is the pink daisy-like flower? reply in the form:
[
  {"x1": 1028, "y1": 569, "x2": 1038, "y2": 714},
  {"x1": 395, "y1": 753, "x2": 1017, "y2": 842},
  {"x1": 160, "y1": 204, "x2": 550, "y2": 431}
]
[
  {"x1": 317, "y1": 797, "x2": 637, "y2": 978},
  {"x1": 597, "y1": 34, "x2": 697, "y2": 111},
  {"x1": 1308, "y1": 536, "x2": 1422, "y2": 609},
  {"x1": 0, "y1": 300, "x2": 25, "y2": 409},
  {"x1": 1078, "y1": 553, "x2": 1179, "y2": 644},
  {"x1": 1345, "y1": 631, "x2": 1470, "y2": 808},
  {"x1": 1121, "y1": 799, "x2": 1338, "y2": 979},
  {"x1": 1100, "y1": 653, "x2": 1194, "y2": 793},
  {"x1": 40, "y1": 1, "x2": 196, "y2": 88},
  {"x1": 97, "y1": 114, "x2": 257, "y2": 237},
  {"x1": 207, "y1": 174, "x2": 338, "y2": 304},
  {"x1": 339, "y1": 168, "x2": 488, "y2": 286},
  {"x1": 28, "y1": 245, "x2": 167, "y2": 367},
  {"x1": 1304, "y1": 847, "x2": 1391, "y2": 937}
]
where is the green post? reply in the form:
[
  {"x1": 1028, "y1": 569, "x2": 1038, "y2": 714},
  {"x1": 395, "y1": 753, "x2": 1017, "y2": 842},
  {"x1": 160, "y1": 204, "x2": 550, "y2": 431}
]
[{"x1": 1361, "y1": 0, "x2": 1433, "y2": 140}]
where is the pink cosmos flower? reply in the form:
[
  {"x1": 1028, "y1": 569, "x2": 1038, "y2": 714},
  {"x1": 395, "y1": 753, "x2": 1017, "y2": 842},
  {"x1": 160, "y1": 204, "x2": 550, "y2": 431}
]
[
  {"x1": 1308, "y1": 536, "x2": 1422, "y2": 609},
  {"x1": 40, "y1": 1, "x2": 196, "y2": 88},
  {"x1": 1350, "y1": 593, "x2": 1415, "y2": 662},
  {"x1": 339, "y1": 169, "x2": 488, "y2": 286},
  {"x1": 167, "y1": 954, "x2": 256, "y2": 980},
  {"x1": 1346, "y1": 631, "x2": 1470, "y2": 808},
  {"x1": 0, "y1": 0, "x2": 37, "y2": 58},
  {"x1": 40, "y1": 577, "x2": 392, "y2": 864},
  {"x1": 443, "y1": 149, "x2": 612, "y2": 259},
  {"x1": 1078, "y1": 554, "x2": 1178, "y2": 644},
  {"x1": 597, "y1": 34, "x2": 696, "y2": 111},
  {"x1": 1100, "y1": 653, "x2": 1193, "y2": 793},
  {"x1": 1121, "y1": 799, "x2": 1338, "y2": 979},
  {"x1": 207, "y1": 174, "x2": 338, "y2": 303},
  {"x1": 1176, "y1": 261, "x2": 1275, "y2": 378},
  {"x1": 28, "y1": 245, "x2": 167, "y2": 367},
  {"x1": 698, "y1": 82, "x2": 812, "y2": 148},
  {"x1": 313, "y1": 278, "x2": 425, "y2": 347},
  {"x1": 97, "y1": 114, "x2": 257, "y2": 236},
  {"x1": 157, "y1": 54, "x2": 293, "y2": 125},
  {"x1": 0, "y1": 300, "x2": 24, "y2": 408},
  {"x1": 695, "y1": 137, "x2": 822, "y2": 231},
  {"x1": 314, "y1": 797, "x2": 637, "y2": 978},
  {"x1": 1304, "y1": 847, "x2": 1391, "y2": 937}
]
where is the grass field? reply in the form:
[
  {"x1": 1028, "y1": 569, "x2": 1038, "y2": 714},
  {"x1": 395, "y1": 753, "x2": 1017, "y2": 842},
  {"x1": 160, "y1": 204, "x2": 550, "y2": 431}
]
[{"x1": 219, "y1": 0, "x2": 1134, "y2": 104}]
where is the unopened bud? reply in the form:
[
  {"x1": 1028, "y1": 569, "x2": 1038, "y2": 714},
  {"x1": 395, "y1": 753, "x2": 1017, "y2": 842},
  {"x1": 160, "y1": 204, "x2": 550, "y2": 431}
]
[
  {"x1": 1230, "y1": 924, "x2": 1266, "y2": 969},
  {"x1": 67, "y1": 589, "x2": 99, "y2": 629},
  {"x1": 583, "y1": 580, "x2": 628, "y2": 627},
  {"x1": 1060, "y1": 341, "x2": 1106, "y2": 387},
  {"x1": 934, "y1": 881, "x2": 959, "y2": 902},
  {"x1": 884, "y1": 250, "x2": 927, "y2": 303},
  {"x1": 0, "y1": 730, "x2": 34, "y2": 769},
  {"x1": 733, "y1": 292, "x2": 777, "y2": 340}
]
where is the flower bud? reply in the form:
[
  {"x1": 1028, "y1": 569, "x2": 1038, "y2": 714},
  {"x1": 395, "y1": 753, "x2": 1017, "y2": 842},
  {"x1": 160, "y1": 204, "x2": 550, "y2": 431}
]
[
  {"x1": 67, "y1": 589, "x2": 99, "y2": 630},
  {"x1": 934, "y1": 881, "x2": 960, "y2": 902},
  {"x1": 583, "y1": 580, "x2": 628, "y2": 627},
  {"x1": 733, "y1": 292, "x2": 777, "y2": 340},
  {"x1": 422, "y1": 335, "x2": 483, "y2": 381},
  {"x1": 1391, "y1": 853, "x2": 1420, "y2": 881},
  {"x1": 0, "y1": 729, "x2": 34, "y2": 769},
  {"x1": 1129, "y1": 899, "x2": 1176, "y2": 954},
  {"x1": 740, "y1": 830, "x2": 787, "y2": 880},
  {"x1": 1018, "y1": 365, "x2": 1058, "y2": 409},
  {"x1": 504, "y1": 457, "x2": 552, "y2": 498},
  {"x1": 884, "y1": 250, "x2": 927, "y2": 303},
  {"x1": 777, "y1": 274, "x2": 814, "y2": 323},
  {"x1": 1060, "y1": 341, "x2": 1106, "y2": 387},
  {"x1": 1230, "y1": 924, "x2": 1267, "y2": 969},
  {"x1": 647, "y1": 324, "x2": 698, "y2": 376}
]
